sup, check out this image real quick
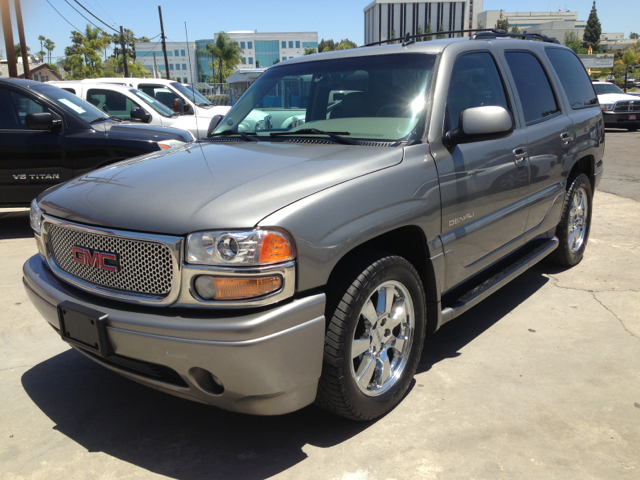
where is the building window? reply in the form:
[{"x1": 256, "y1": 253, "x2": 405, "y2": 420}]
[
  {"x1": 282, "y1": 41, "x2": 286, "y2": 48},
  {"x1": 170, "y1": 64, "x2": 174, "y2": 70},
  {"x1": 176, "y1": 64, "x2": 180, "y2": 70},
  {"x1": 248, "y1": 41, "x2": 253, "y2": 49},
  {"x1": 282, "y1": 56, "x2": 286, "y2": 61},
  {"x1": 183, "y1": 64, "x2": 187, "y2": 70},
  {"x1": 296, "y1": 41, "x2": 300, "y2": 48},
  {"x1": 289, "y1": 41, "x2": 293, "y2": 48},
  {"x1": 240, "y1": 42, "x2": 245, "y2": 49},
  {"x1": 249, "y1": 57, "x2": 253, "y2": 64},
  {"x1": 242, "y1": 57, "x2": 246, "y2": 64},
  {"x1": 289, "y1": 56, "x2": 294, "y2": 59},
  {"x1": 174, "y1": 49, "x2": 179, "y2": 56},
  {"x1": 181, "y1": 49, "x2": 186, "y2": 56}
]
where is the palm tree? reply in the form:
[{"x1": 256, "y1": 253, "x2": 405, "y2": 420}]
[
  {"x1": 38, "y1": 34, "x2": 46, "y2": 62},
  {"x1": 14, "y1": 43, "x2": 30, "y2": 59},
  {"x1": 44, "y1": 39, "x2": 55, "y2": 63},
  {"x1": 211, "y1": 32, "x2": 243, "y2": 84}
]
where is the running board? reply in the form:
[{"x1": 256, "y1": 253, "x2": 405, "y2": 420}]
[{"x1": 441, "y1": 237, "x2": 559, "y2": 324}]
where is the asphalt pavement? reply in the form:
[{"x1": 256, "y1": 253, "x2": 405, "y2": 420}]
[{"x1": 0, "y1": 131, "x2": 638, "y2": 480}]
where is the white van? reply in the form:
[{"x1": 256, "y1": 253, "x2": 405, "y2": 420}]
[
  {"x1": 48, "y1": 81, "x2": 212, "y2": 137},
  {"x1": 79, "y1": 78, "x2": 230, "y2": 128}
]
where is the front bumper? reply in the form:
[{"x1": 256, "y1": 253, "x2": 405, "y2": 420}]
[
  {"x1": 602, "y1": 111, "x2": 640, "y2": 129},
  {"x1": 23, "y1": 255, "x2": 326, "y2": 415}
]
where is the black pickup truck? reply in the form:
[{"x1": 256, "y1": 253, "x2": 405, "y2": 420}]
[{"x1": 0, "y1": 78, "x2": 193, "y2": 207}]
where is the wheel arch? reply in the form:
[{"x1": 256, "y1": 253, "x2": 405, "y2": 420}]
[{"x1": 569, "y1": 154, "x2": 595, "y2": 191}]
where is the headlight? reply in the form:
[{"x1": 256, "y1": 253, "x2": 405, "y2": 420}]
[
  {"x1": 186, "y1": 229, "x2": 296, "y2": 266},
  {"x1": 600, "y1": 103, "x2": 614, "y2": 111},
  {"x1": 29, "y1": 199, "x2": 42, "y2": 234},
  {"x1": 157, "y1": 139, "x2": 185, "y2": 150}
]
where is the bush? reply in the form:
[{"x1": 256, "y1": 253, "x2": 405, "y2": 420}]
[
  {"x1": 613, "y1": 78, "x2": 625, "y2": 87},
  {"x1": 206, "y1": 95, "x2": 230, "y2": 106}
]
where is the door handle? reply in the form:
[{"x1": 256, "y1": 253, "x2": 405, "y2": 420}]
[
  {"x1": 513, "y1": 147, "x2": 528, "y2": 166},
  {"x1": 560, "y1": 132, "x2": 573, "y2": 147}
]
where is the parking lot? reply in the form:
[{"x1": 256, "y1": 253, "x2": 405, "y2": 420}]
[{"x1": 1, "y1": 131, "x2": 639, "y2": 480}]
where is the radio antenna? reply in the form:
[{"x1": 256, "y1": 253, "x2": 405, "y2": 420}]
[{"x1": 185, "y1": 21, "x2": 200, "y2": 138}]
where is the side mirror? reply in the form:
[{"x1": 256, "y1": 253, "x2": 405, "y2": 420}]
[
  {"x1": 130, "y1": 107, "x2": 151, "y2": 123},
  {"x1": 207, "y1": 115, "x2": 223, "y2": 137},
  {"x1": 173, "y1": 98, "x2": 186, "y2": 114},
  {"x1": 444, "y1": 106, "x2": 514, "y2": 147},
  {"x1": 26, "y1": 112, "x2": 61, "y2": 131}
]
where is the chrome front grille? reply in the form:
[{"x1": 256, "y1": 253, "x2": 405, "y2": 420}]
[
  {"x1": 48, "y1": 224, "x2": 173, "y2": 295},
  {"x1": 614, "y1": 101, "x2": 640, "y2": 113}
]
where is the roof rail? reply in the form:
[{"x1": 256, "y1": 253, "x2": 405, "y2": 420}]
[{"x1": 362, "y1": 28, "x2": 560, "y2": 47}]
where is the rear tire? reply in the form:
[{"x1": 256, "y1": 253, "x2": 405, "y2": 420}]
[
  {"x1": 315, "y1": 252, "x2": 426, "y2": 421},
  {"x1": 548, "y1": 173, "x2": 593, "y2": 267}
]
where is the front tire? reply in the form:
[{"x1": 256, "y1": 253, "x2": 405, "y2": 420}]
[
  {"x1": 315, "y1": 252, "x2": 426, "y2": 421},
  {"x1": 549, "y1": 173, "x2": 593, "y2": 267}
]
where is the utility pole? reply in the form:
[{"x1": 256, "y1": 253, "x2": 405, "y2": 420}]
[
  {"x1": 158, "y1": 6, "x2": 170, "y2": 80},
  {"x1": 120, "y1": 26, "x2": 129, "y2": 77},
  {"x1": 14, "y1": 0, "x2": 30, "y2": 79},
  {"x1": 0, "y1": 0, "x2": 18, "y2": 78}
]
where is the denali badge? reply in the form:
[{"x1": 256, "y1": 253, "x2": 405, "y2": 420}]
[
  {"x1": 449, "y1": 212, "x2": 475, "y2": 227},
  {"x1": 72, "y1": 246, "x2": 120, "y2": 272}
]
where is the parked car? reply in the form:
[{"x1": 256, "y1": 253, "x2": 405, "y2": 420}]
[
  {"x1": 24, "y1": 31, "x2": 604, "y2": 420},
  {"x1": 605, "y1": 75, "x2": 615, "y2": 82},
  {"x1": 593, "y1": 81, "x2": 640, "y2": 131},
  {"x1": 0, "y1": 78, "x2": 193, "y2": 207},
  {"x1": 79, "y1": 78, "x2": 230, "y2": 126},
  {"x1": 48, "y1": 81, "x2": 209, "y2": 138}
]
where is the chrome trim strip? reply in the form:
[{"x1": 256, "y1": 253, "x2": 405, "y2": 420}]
[
  {"x1": 177, "y1": 261, "x2": 296, "y2": 309},
  {"x1": 41, "y1": 215, "x2": 183, "y2": 306}
]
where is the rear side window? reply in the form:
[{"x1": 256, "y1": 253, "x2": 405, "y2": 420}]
[
  {"x1": 445, "y1": 52, "x2": 510, "y2": 132},
  {"x1": 545, "y1": 48, "x2": 598, "y2": 109},
  {"x1": 505, "y1": 52, "x2": 560, "y2": 125},
  {"x1": 87, "y1": 89, "x2": 140, "y2": 120}
]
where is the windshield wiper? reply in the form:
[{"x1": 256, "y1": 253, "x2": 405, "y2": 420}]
[
  {"x1": 89, "y1": 117, "x2": 110, "y2": 124},
  {"x1": 270, "y1": 128, "x2": 356, "y2": 145},
  {"x1": 108, "y1": 115, "x2": 122, "y2": 122},
  {"x1": 208, "y1": 129, "x2": 258, "y2": 142}
]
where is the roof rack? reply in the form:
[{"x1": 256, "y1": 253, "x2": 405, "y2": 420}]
[{"x1": 363, "y1": 28, "x2": 559, "y2": 48}]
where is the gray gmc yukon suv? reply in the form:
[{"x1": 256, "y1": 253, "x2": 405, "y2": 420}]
[{"x1": 24, "y1": 31, "x2": 604, "y2": 420}]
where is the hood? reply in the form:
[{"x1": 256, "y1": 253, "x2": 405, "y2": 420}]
[
  {"x1": 597, "y1": 93, "x2": 640, "y2": 103},
  {"x1": 96, "y1": 121, "x2": 193, "y2": 142},
  {"x1": 38, "y1": 142, "x2": 403, "y2": 235}
]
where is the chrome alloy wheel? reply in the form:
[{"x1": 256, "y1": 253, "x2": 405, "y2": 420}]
[
  {"x1": 568, "y1": 186, "x2": 588, "y2": 254},
  {"x1": 350, "y1": 280, "x2": 415, "y2": 396}
]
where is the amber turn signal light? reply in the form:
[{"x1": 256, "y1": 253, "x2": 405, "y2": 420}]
[
  {"x1": 194, "y1": 275, "x2": 282, "y2": 301},
  {"x1": 259, "y1": 232, "x2": 294, "y2": 264}
]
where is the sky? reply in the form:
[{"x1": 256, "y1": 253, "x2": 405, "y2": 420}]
[{"x1": 0, "y1": 0, "x2": 638, "y2": 62}]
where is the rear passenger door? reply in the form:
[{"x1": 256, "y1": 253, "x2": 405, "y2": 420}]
[
  {"x1": 86, "y1": 88, "x2": 142, "y2": 121},
  {"x1": 500, "y1": 50, "x2": 574, "y2": 237},
  {"x1": 138, "y1": 84, "x2": 183, "y2": 112}
]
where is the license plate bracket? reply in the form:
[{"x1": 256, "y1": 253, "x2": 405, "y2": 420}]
[{"x1": 57, "y1": 301, "x2": 112, "y2": 357}]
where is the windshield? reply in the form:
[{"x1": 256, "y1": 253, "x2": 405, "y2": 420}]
[
  {"x1": 35, "y1": 85, "x2": 110, "y2": 123},
  {"x1": 594, "y1": 83, "x2": 625, "y2": 95},
  {"x1": 170, "y1": 82, "x2": 212, "y2": 106},
  {"x1": 133, "y1": 89, "x2": 175, "y2": 117},
  {"x1": 215, "y1": 53, "x2": 436, "y2": 143}
]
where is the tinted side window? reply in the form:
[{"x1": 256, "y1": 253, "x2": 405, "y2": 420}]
[
  {"x1": 139, "y1": 85, "x2": 180, "y2": 109},
  {"x1": 87, "y1": 89, "x2": 139, "y2": 119},
  {"x1": 445, "y1": 52, "x2": 509, "y2": 132},
  {"x1": 505, "y1": 52, "x2": 560, "y2": 124},
  {"x1": 0, "y1": 89, "x2": 48, "y2": 129},
  {"x1": 545, "y1": 48, "x2": 598, "y2": 109}
]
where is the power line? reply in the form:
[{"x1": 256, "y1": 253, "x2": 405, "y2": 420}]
[
  {"x1": 64, "y1": 0, "x2": 101, "y2": 31},
  {"x1": 88, "y1": 0, "x2": 118, "y2": 29},
  {"x1": 46, "y1": 0, "x2": 80, "y2": 31},
  {"x1": 73, "y1": 0, "x2": 119, "y2": 33}
]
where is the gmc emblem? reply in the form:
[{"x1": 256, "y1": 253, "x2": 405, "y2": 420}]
[{"x1": 72, "y1": 246, "x2": 120, "y2": 272}]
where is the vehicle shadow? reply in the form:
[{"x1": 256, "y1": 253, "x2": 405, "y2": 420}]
[
  {"x1": 21, "y1": 264, "x2": 551, "y2": 480},
  {"x1": 0, "y1": 210, "x2": 32, "y2": 240},
  {"x1": 417, "y1": 264, "x2": 550, "y2": 374}
]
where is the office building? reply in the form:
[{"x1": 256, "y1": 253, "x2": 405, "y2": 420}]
[
  {"x1": 196, "y1": 31, "x2": 318, "y2": 82},
  {"x1": 363, "y1": 0, "x2": 484, "y2": 45},
  {"x1": 135, "y1": 41, "x2": 198, "y2": 83}
]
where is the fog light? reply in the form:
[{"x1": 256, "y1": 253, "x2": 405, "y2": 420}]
[{"x1": 194, "y1": 275, "x2": 282, "y2": 301}]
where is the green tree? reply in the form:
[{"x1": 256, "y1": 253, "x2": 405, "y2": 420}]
[
  {"x1": 582, "y1": 1, "x2": 602, "y2": 53},
  {"x1": 210, "y1": 32, "x2": 243, "y2": 84},
  {"x1": 416, "y1": 25, "x2": 424, "y2": 42},
  {"x1": 318, "y1": 39, "x2": 336, "y2": 51},
  {"x1": 630, "y1": 33, "x2": 639, "y2": 40},
  {"x1": 436, "y1": 24, "x2": 446, "y2": 39},
  {"x1": 304, "y1": 46, "x2": 317, "y2": 55},
  {"x1": 511, "y1": 24, "x2": 520, "y2": 34},
  {"x1": 424, "y1": 22, "x2": 432, "y2": 41},
  {"x1": 14, "y1": 43, "x2": 30, "y2": 59},
  {"x1": 44, "y1": 39, "x2": 55, "y2": 63},
  {"x1": 38, "y1": 34, "x2": 46, "y2": 61},
  {"x1": 495, "y1": 10, "x2": 509, "y2": 31},
  {"x1": 621, "y1": 49, "x2": 638, "y2": 91},
  {"x1": 565, "y1": 31, "x2": 586, "y2": 53},
  {"x1": 322, "y1": 46, "x2": 331, "y2": 52},
  {"x1": 391, "y1": 29, "x2": 397, "y2": 43}
]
